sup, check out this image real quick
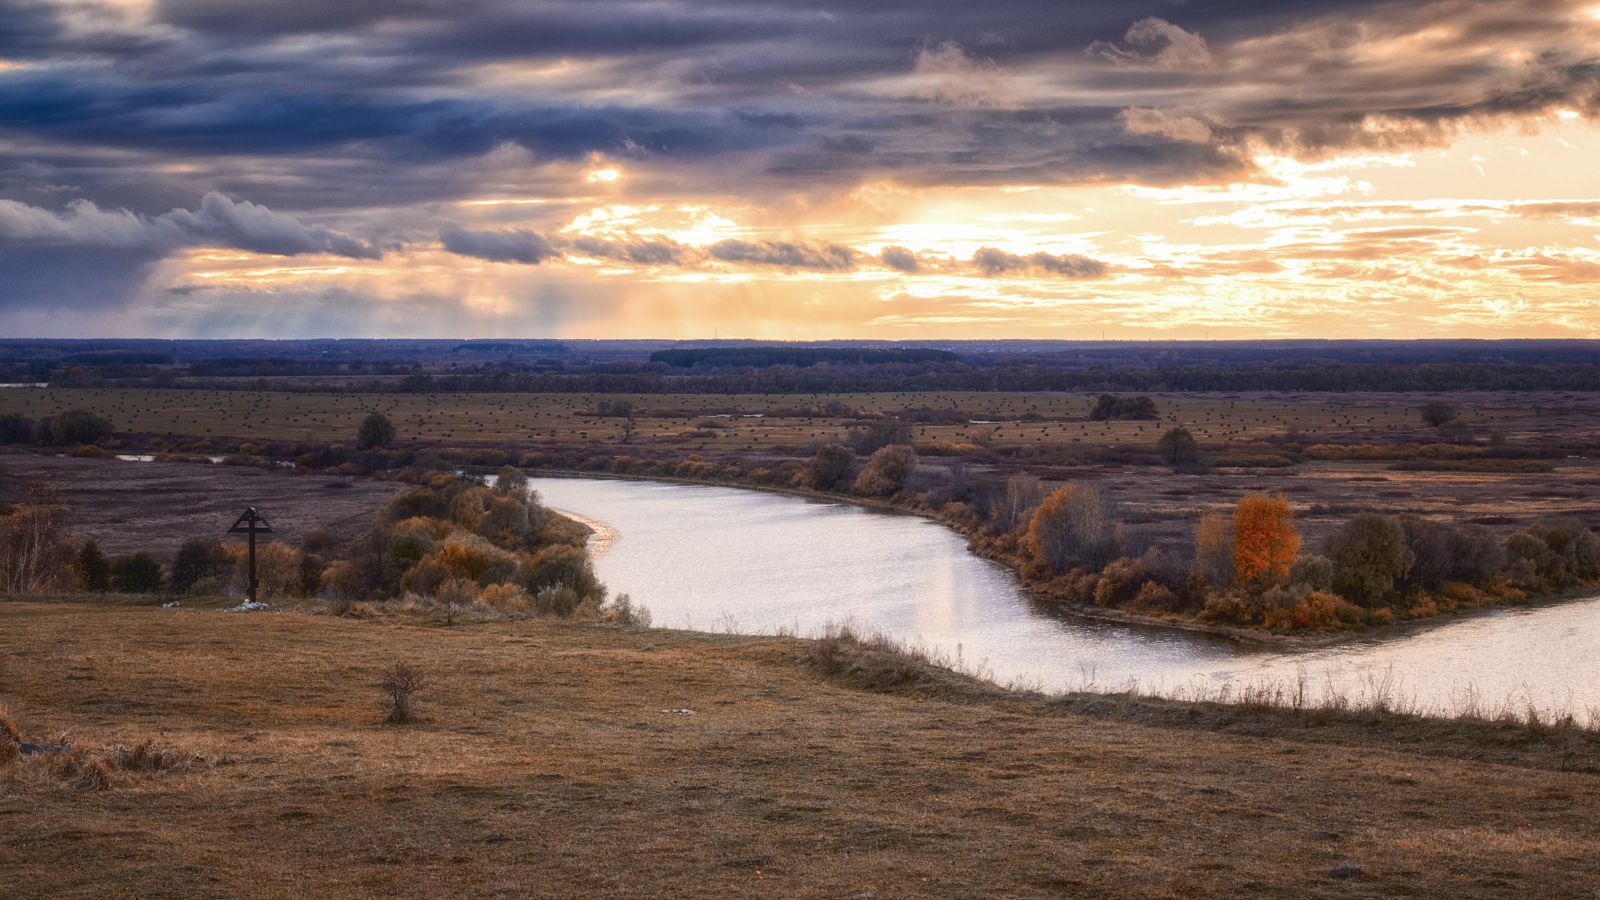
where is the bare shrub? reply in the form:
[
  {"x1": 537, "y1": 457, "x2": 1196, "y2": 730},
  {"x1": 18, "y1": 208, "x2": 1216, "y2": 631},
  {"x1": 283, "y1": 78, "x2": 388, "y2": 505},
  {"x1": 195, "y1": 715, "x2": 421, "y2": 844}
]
[
  {"x1": 1131, "y1": 580, "x2": 1179, "y2": 611},
  {"x1": 1156, "y1": 426, "x2": 1202, "y2": 469},
  {"x1": 434, "y1": 575, "x2": 481, "y2": 624},
  {"x1": 853, "y1": 444, "x2": 918, "y2": 497},
  {"x1": 479, "y1": 582, "x2": 535, "y2": 613},
  {"x1": 246, "y1": 542, "x2": 306, "y2": 599},
  {"x1": 847, "y1": 420, "x2": 911, "y2": 455},
  {"x1": 1094, "y1": 557, "x2": 1150, "y2": 607},
  {"x1": 493, "y1": 465, "x2": 529, "y2": 497},
  {"x1": 991, "y1": 473, "x2": 1043, "y2": 535},
  {"x1": 1420, "y1": 401, "x2": 1458, "y2": 427},
  {"x1": 1191, "y1": 512, "x2": 1234, "y2": 589},
  {"x1": 1139, "y1": 546, "x2": 1188, "y2": 591},
  {"x1": 1288, "y1": 554, "x2": 1335, "y2": 592},
  {"x1": 803, "y1": 443, "x2": 855, "y2": 490},
  {"x1": 321, "y1": 556, "x2": 381, "y2": 605},
  {"x1": 381, "y1": 663, "x2": 425, "y2": 725},
  {"x1": 1027, "y1": 483, "x2": 1120, "y2": 573},
  {"x1": 300, "y1": 527, "x2": 341, "y2": 556},
  {"x1": 534, "y1": 585, "x2": 583, "y2": 617},
  {"x1": 1399, "y1": 515, "x2": 1504, "y2": 590},
  {"x1": 602, "y1": 592, "x2": 652, "y2": 627},
  {"x1": 1326, "y1": 513, "x2": 1414, "y2": 605},
  {"x1": 0, "y1": 482, "x2": 74, "y2": 594}
]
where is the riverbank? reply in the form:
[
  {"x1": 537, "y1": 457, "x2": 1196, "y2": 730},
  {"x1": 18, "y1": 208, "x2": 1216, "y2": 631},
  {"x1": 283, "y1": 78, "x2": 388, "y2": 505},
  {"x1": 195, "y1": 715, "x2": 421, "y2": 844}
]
[
  {"x1": 10, "y1": 449, "x2": 1589, "y2": 648},
  {"x1": 3, "y1": 597, "x2": 1598, "y2": 897},
  {"x1": 522, "y1": 467, "x2": 1599, "y2": 650}
]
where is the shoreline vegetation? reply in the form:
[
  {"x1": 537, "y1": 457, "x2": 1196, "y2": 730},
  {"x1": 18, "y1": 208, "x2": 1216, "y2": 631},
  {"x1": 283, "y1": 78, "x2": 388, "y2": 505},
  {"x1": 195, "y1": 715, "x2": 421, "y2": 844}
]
[{"x1": 508, "y1": 463, "x2": 1599, "y2": 648}]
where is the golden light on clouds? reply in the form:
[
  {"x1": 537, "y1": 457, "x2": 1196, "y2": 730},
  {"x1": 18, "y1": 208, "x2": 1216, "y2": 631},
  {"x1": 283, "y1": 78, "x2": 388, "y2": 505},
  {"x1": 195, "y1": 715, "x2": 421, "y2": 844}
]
[
  {"x1": 143, "y1": 116, "x2": 1600, "y2": 339},
  {"x1": 3, "y1": 0, "x2": 1599, "y2": 338}
]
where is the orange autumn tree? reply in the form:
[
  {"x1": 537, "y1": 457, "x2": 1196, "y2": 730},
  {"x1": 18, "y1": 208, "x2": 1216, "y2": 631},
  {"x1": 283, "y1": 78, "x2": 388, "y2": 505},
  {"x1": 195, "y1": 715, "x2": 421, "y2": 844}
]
[{"x1": 1231, "y1": 493, "x2": 1300, "y2": 586}]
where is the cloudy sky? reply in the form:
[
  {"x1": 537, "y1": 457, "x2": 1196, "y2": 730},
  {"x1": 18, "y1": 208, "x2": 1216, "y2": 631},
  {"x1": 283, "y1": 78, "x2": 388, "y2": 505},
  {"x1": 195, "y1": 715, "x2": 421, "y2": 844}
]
[{"x1": 1, "y1": 0, "x2": 1598, "y2": 339}]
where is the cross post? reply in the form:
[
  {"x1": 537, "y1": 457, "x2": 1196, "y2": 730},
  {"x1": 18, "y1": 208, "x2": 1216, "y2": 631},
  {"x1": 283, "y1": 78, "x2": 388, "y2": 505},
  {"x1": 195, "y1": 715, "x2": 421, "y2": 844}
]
[{"x1": 227, "y1": 508, "x2": 274, "y2": 604}]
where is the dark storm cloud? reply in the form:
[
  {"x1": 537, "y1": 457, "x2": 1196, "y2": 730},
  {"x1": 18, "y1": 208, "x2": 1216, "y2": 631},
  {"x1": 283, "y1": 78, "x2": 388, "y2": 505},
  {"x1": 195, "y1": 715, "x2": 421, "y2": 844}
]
[
  {"x1": 439, "y1": 225, "x2": 560, "y2": 264},
  {"x1": 151, "y1": 0, "x2": 449, "y2": 37},
  {"x1": 0, "y1": 1, "x2": 60, "y2": 56},
  {"x1": 0, "y1": 72, "x2": 796, "y2": 161},
  {"x1": 0, "y1": 192, "x2": 382, "y2": 257},
  {"x1": 3, "y1": 0, "x2": 1595, "y2": 209},
  {"x1": 973, "y1": 248, "x2": 1108, "y2": 278},
  {"x1": 1, "y1": 0, "x2": 1598, "y2": 327},
  {"x1": 446, "y1": 230, "x2": 865, "y2": 272},
  {"x1": 879, "y1": 246, "x2": 920, "y2": 273},
  {"x1": 435, "y1": 228, "x2": 1113, "y2": 280},
  {"x1": 567, "y1": 235, "x2": 688, "y2": 265},
  {"x1": 707, "y1": 239, "x2": 858, "y2": 271}
]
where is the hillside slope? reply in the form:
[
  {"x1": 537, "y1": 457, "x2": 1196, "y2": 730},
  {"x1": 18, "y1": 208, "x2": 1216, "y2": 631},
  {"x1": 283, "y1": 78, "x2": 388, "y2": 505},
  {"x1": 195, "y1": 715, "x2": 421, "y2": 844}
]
[{"x1": 1, "y1": 599, "x2": 1597, "y2": 897}]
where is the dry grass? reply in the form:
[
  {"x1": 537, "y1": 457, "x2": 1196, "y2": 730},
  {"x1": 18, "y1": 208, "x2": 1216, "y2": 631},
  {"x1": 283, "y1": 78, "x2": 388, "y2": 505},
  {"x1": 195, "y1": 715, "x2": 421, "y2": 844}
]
[
  {"x1": 807, "y1": 624, "x2": 1001, "y2": 698},
  {"x1": 105, "y1": 741, "x2": 198, "y2": 775},
  {"x1": 0, "y1": 455, "x2": 404, "y2": 562},
  {"x1": 48, "y1": 748, "x2": 111, "y2": 792},
  {"x1": 3, "y1": 598, "x2": 1599, "y2": 897},
  {"x1": 0, "y1": 704, "x2": 196, "y2": 795},
  {"x1": 0, "y1": 714, "x2": 17, "y2": 768}
]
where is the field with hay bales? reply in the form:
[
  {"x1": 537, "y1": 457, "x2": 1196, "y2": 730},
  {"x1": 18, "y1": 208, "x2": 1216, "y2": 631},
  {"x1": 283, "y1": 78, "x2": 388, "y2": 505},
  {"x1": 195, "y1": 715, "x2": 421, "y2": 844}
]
[{"x1": 3, "y1": 387, "x2": 1599, "y2": 453}]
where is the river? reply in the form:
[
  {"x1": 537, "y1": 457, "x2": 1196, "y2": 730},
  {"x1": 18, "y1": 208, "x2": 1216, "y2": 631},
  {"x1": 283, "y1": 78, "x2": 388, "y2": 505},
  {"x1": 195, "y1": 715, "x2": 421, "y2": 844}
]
[{"x1": 529, "y1": 476, "x2": 1600, "y2": 721}]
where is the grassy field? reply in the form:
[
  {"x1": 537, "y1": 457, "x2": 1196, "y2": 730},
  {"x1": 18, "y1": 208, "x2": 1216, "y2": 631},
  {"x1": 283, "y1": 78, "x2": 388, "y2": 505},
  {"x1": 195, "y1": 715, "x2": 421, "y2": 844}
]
[
  {"x1": 4, "y1": 387, "x2": 1596, "y2": 451},
  {"x1": 0, "y1": 455, "x2": 405, "y2": 561},
  {"x1": 2, "y1": 598, "x2": 1599, "y2": 898}
]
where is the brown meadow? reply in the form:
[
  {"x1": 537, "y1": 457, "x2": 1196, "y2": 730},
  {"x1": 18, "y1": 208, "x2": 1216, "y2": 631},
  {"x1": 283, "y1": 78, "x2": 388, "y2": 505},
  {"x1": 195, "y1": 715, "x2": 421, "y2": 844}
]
[{"x1": 3, "y1": 598, "x2": 1599, "y2": 898}]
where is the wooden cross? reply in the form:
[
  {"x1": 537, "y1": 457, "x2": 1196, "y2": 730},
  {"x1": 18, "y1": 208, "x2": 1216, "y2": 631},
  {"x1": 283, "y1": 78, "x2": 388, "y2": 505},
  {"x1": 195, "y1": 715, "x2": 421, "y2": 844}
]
[{"x1": 227, "y1": 508, "x2": 273, "y2": 604}]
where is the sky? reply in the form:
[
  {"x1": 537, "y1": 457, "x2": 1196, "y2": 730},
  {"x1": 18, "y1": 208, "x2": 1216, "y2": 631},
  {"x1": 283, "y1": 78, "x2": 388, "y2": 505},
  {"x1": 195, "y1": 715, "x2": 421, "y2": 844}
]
[{"x1": 1, "y1": 0, "x2": 1598, "y2": 340}]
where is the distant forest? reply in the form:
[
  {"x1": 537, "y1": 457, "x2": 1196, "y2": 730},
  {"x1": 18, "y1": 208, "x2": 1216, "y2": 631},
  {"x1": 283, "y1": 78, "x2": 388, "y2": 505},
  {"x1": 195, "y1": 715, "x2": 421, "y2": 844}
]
[
  {"x1": 650, "y1": 347, "x2": 959, "y2": 368},
  {"x1": 2, "y1": 339, "x2": 1598, "y2": 393}
]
